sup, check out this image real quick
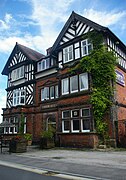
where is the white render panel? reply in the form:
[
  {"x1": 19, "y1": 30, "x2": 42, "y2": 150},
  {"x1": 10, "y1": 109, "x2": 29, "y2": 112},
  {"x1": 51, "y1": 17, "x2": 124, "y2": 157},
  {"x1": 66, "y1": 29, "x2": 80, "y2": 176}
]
[
  {"x1": 74, "y1": 42, "x2": 79, "y2": 48},
  {"x1": 68, "y1": 28, "x2": 75, "y2": 35},
  {"x1": 65, "y1": 32, "x2": 74, "y2": 39},
  {"x1": 58, "y1": 51, "x2": 62, "y2": 61},
  {"x1": 35, "y1": 68, "x2": 57, "y2": 79}
]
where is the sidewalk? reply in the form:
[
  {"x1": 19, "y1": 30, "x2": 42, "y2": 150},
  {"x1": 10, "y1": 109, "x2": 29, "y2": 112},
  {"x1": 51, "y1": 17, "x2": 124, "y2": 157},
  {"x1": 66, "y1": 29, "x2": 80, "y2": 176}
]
[{"x1": 0, "y1": 146, "x2": 126, "y2": 179}]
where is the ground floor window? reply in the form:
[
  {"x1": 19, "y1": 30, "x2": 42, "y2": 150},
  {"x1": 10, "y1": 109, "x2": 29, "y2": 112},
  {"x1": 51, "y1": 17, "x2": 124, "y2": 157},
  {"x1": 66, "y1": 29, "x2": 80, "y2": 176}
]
[
  {"x1": 62, "y1": 107, "x2": 91, "y2": 133},
  {"x1": 3, "y1": 116, "x2": 26, "y2": 134}
]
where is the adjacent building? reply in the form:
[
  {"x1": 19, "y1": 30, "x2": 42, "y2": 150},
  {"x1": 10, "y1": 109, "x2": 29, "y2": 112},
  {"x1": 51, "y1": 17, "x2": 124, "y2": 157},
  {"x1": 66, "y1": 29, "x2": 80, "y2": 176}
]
[{"x1": 1, "y1": 12, "x2": 126, "y2": 147}]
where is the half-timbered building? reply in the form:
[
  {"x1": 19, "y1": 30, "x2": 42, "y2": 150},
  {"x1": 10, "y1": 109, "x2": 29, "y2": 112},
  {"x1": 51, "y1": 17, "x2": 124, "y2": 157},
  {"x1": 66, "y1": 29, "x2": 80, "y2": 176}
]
[{"x1": 1, "y1": 12, "x2": 126, "y2": 147}]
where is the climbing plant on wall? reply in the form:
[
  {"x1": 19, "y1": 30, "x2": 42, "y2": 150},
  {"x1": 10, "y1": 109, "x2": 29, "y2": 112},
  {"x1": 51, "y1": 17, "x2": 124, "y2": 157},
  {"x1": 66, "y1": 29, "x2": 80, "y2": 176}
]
[{"x1": 71, "y1": 31, "x2": 117, "y2": 143}]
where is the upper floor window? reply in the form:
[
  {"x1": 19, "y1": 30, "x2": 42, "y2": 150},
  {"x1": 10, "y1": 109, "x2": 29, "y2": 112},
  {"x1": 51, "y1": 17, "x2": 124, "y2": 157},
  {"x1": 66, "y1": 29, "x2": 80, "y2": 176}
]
[
  {"x1": 63, "y1": 45, "x2": 73, "y2": 63},
  {"x1": 61, "y1": 73, "x2": 88, "y2": 95},
  {"x1": 37, "y1": 58, "x2": 50, "y2": 72},
  {"x1": 13, "y1": 89, "x2": 25, "y2": 106},
  {"x1": 81, "y1": 39, "x2": 93, "y2": 56},
  {"x1": 11, "y1": 66, "x2": 24, "y2": 81},
  {"x1": 41, "y1": 85, "x2": 59, "y2": 101}
]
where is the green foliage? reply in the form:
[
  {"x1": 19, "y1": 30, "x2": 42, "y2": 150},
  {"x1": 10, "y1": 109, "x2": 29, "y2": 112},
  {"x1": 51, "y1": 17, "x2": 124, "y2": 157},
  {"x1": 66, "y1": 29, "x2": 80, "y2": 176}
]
[
  {"x1": 41, "y1": 125, "x2": 55, "y2": 139},
  {"x1": 24, "y1": 133, "x2": 32, "y2": 141},
  {"x1": 71, "y1": 31, "x2": 117, "y2": 143},
  {"x1": 19, "y1": 112, "x2": 25, "y2": 135}
]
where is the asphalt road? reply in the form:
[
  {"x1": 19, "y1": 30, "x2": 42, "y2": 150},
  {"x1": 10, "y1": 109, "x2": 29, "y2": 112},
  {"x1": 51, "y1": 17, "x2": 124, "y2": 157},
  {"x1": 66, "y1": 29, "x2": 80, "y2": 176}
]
[{"x1": 0, "y1": 165, "x2": 66, "y2": 180}]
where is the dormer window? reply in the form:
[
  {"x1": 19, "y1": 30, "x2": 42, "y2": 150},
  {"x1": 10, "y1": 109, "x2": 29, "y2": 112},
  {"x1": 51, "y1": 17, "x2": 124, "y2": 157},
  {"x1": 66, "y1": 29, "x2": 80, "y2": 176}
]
[
  {"x1": 63, "y1": 45, "x2": 73, "y2": 63},
  {"x1": 81, "y1": 39, "x2": 93, "y2": 57},
  {"x1": 37, "y1": 58, "x2": 50, "y2": 72},
  {"x1": 11, "y1": 66, "x2": 24, "y2": 81}
]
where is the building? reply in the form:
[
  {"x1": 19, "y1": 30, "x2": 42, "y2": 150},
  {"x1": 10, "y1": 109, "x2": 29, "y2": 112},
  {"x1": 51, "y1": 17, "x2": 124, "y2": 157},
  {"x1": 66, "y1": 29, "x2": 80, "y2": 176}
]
[{"x1": 1, "y1": 12, "x2": 126, "y2": 148}]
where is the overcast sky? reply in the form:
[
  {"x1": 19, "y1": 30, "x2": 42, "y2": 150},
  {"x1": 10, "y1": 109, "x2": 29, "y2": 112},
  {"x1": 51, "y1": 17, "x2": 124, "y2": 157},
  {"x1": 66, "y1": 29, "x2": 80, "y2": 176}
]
[{"x1": 0, "y1": 0, "x2": 126, "y2": 122}]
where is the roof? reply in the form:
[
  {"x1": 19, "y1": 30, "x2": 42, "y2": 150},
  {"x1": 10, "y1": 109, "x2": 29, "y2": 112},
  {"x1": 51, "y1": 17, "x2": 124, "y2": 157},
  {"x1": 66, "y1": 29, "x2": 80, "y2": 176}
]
[{"x1": 2, "y1": 43, "x2": 45, "y2": 75}]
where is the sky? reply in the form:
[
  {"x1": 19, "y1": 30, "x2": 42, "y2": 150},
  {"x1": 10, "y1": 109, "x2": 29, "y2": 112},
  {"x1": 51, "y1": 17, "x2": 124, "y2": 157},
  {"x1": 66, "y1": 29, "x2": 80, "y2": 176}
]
[{"x1": 0, "y1": 0, "x2": 126, "y2": 122}]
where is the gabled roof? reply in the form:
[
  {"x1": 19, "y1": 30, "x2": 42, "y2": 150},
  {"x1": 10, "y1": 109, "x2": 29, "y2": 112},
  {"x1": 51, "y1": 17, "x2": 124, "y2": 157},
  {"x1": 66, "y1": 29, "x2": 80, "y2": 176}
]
[
  {"x1": 51, "y1": 11, "x2": 126, "y2": 52},
  {"x1": 2, "y1": 42, "x2": 45, "y2": 75},
  {"x1": 51, "y1": 11, "x2": 107, "y2": 51}
]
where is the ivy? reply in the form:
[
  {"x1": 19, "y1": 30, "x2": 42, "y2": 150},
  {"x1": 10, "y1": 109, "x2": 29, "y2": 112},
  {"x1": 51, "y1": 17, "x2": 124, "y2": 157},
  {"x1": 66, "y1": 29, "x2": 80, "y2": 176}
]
[{"x1": 71, "y1": 31, "x2": 117, "y2": 143}]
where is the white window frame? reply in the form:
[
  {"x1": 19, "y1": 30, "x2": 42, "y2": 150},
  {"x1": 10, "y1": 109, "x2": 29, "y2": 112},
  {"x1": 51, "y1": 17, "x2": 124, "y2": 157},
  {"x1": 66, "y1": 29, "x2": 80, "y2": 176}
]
[
  {"x1": 13, "y1": 89, "x2": 25, "y2": 106},
  {"x1": 62, "y1": 120, "x2": 70, "y2": 133},
  {"x1": 70, "y1": 75, "x2": 78, "y2": 93},
  {"x1": 71, "y1": 119, "x2": 80, "y2": 133},
  {"x1": 37, "y1": 58, "x2": 50, "y2": 72},
  {"x1": 62, "y1": 78, "x2": 69, "y2": 95},
  {"x1": 81, "y1": 39, "x2": 93, "y2": 57},
  {"x1": 11, "y1": 66, "x2": 24, "y2": 81},
  {"x1": 79, "y1": 73, "x2": 88, "y2": 91},
  {"x1": 63, "y1": 45, "x2": 73, "y2": 63}
]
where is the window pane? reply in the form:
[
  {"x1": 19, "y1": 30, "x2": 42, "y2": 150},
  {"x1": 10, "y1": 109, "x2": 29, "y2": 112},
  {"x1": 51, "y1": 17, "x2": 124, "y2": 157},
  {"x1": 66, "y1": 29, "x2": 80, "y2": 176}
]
[
  {"x1": 79, "y1": 73, "x2": 88, "y2": 91},
  {"x1": 72, "y1": 119, "x2": 79, "y2": 132},
  {"x1": 70, "y1": 75, "x2": 78, "y2": 93},
  {"x1": 71, "y1": 110, "x2": 79, "y2": 117},
  {"x1": 46, "y1": 58, "x2": 50, "y2": 69},
  {"x1": 82, "y1": 119, "x2": 90, "y2": 132},
  {"x1": 45, "y1": 87, "x2": 49, "y2": 99},
  {"x1": 41, "y1": 88, "x2": 44, "y2": 101},
  {"x1": 62, "y1": 120, "x2": 69, "y2": 132},
  {"x1": 62, "y1": 111, "x2": 70, "y2": 118},
  {"x1": 55, "y1": 85, "x2": 58, "y2": 98},
  {"x1": 62, "y1": 78, "x2": 69, "y2": 95},
  {"x1": 50, "y1": 86, "x2": 54, "y2": 99},
  {"x1": 82, "y1": 108, "x2": 90, "y2": 117}
]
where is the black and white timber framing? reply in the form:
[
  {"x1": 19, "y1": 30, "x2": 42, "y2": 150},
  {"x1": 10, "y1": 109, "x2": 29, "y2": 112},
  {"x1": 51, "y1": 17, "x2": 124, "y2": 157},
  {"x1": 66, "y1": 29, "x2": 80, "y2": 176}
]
[{"x1": 2, "y1": 43, "x2": 44, "y2": 108}]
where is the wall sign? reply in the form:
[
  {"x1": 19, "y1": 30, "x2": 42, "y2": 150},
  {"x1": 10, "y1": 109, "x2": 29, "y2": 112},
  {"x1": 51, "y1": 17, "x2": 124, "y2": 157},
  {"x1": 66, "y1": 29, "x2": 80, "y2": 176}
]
[{"x1": 116, "y1": 70, "x2": 125, "y2": 86}]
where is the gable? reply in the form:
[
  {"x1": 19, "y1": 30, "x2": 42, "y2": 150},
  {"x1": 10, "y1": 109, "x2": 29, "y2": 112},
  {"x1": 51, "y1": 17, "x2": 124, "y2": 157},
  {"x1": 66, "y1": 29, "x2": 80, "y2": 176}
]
[
  {"x1": 52, "y1": 11, "x2": 106, "y2": 51},
  {"x1": 2, "y1": 43, "x2": 44, "y2": 75},
  {"x1": 60, "y1": 19, "x2": 94, "y2": 45}
]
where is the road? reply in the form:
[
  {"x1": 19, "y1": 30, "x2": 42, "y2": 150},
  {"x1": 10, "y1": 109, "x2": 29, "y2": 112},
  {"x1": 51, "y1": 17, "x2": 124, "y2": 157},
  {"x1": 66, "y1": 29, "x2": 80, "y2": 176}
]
[{"x1": 0, "y1": 165, "x2": 66, "y2": 180}]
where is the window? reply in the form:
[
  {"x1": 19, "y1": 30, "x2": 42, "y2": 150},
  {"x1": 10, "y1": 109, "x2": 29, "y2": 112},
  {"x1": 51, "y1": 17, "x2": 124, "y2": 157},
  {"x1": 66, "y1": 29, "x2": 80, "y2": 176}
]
[
  {"x1": 11, "y1": 66, "x2": 24, "y2": 81},
  {"x1": 71, "y1": 119, "x2": 79, "y2": 132},
  {"x1": 37, "y1": 58, "x2": 50, "y2": 72},
  {"x1": 70, "y1": 75, "x2": 78, "y2": 93},
  {"x1": 62, "y1": 110, "x2": 70, "y2": 118},
  {"x1": 62, "y1": 73, "x2": 88, "y2": 96},
  {"x1": 79, "y1": 73, "x2": 88, "y2": 91},
  {"x1": 62, "y1": 78, "x2": 69, "y2": 95},
  {"x1": 81, "y1": 108, "x2": 90, "y2": 117},
  {"x1": 41, "y1": 85, "x2": 58, "y2": 101},
  {"x1": 13, "y1": 90, "x2": 25, "y2": 106},
  {"x1": 81, "y1": 108, "x2": 91, "y2": 132},
  {"x1": 81, "y1": 119, "x2": 90, "y2": 132},
  {"x1": 81, "y1": 39, "x2": 92, "y2": 56},
  {"x1": 63, "y1": 45, "x2": 73, "y2": 63},
  {"x1": 71, "y1": 109, "x2": 79, "y2": 118},
  {"x1": 50, "y1": 86, "x2": 54, "y2": 99},
  {"x1": 62, "y1": 120, "x2": 70, "y2": 133},
  {"x1": 41, "y1": 87, "x2": 49, "y2": 101},
  {"x1": 62, "y1": 108, "x2": 91, "y2": 133}
]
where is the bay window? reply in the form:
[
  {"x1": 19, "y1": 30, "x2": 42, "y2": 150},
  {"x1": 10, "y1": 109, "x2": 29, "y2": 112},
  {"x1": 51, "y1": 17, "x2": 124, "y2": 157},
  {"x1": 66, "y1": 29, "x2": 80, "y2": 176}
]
[
  {"x1": 61, "y1": 73, "x2": 88, "y2": 95},
  {"x1": 37, "y1": 58, "x2": 50, "y2": 72},
  {"x1": 11, "y1": 66, "x2": 24, "y2": 81},
  {"x1": 13, "y1": 89, "x2": 25, "y2": 106},
  {"x1": 62, "y1": 108, "x2": 91, "y2": 133},
  {"x1": 41, "y1": 85, "x2": 59, "y2": 101}
]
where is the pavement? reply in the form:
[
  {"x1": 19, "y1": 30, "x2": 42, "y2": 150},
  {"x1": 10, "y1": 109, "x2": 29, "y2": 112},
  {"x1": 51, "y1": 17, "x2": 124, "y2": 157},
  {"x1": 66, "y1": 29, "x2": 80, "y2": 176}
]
[{"x1": 0, "y1": 146, "x2": 126, "y2": 180}]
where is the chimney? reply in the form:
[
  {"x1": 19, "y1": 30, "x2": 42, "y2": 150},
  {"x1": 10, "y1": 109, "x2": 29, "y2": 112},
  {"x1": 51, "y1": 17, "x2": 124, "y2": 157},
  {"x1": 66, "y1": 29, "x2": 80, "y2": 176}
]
[{"x1": 46, "y1": 47, "x2": 52, "y2": 55}]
